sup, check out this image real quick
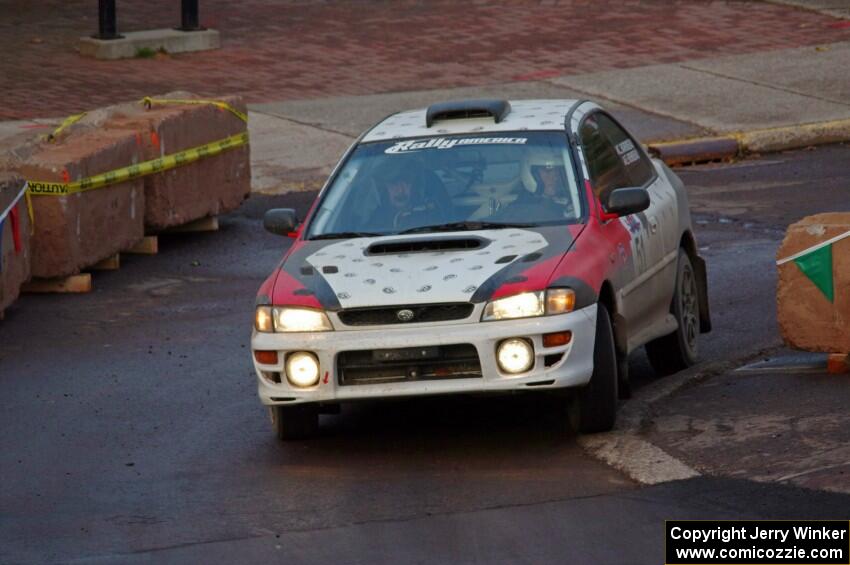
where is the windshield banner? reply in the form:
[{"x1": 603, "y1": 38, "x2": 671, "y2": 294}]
[{"x1": 385, "y1": 137, "x2": 527, "y2": 154}]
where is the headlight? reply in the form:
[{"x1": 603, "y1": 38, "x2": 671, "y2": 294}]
[
  {"x1": 254, "y1": 306, "x2": 333, "y2": 332},
  {"x1": 274, "y1": 307, "x2": 333, "y2": 332},
  {"x1": 496, "y1": 338, "x2": 534, "y2": 374},
  {"x1": 482, "y1": 289, "x2": 575, "y2": 321},
  {"x1": 285, "y1": 352, "x2": 320, "y2": 387},
  {"x1": 482, "y1": 291, "x2": 544, "y2": 321}
]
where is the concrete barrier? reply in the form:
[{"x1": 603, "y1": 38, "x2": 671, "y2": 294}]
[
  {"x1": 777, "y1": 213, "x2": 850, "y2": 354},
  {"x1": 0, "y1": 173, "x2": 31, "y2": 316},
  {"x1": 127, "y1": 95, "x2": 250, "y2": 230},
  {"x1": 16, "y1": 129, "x2": 145, "y2": 278},
  {"x1": 0, "y1": 92, "x2": 247, "y2": 284},
  {"x1": 64, "y1": 92, "x2": 251, "y2": 230}
]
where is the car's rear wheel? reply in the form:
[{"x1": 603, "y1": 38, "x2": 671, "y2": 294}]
[
  {"x1": 569, "y1": 303, "x2": 618, "y2": 434},
  {"x1": 271, "y1": 404, "x2": 319, "y2": 440},
  {"x1": 645, "y1": 248, "x2": 699, "y2": 376}
]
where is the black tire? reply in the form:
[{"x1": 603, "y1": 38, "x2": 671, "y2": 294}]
[
  {"x1": 645, "y1": 249, "x2": 700, "y2": 376},
  {"x1": 271, "y1": 404, "x2": 319, "y2": 440},
  {"x1": 572, "y1": 304, "x2": 619, "y2": 433},
  {"x1": 617, "y1": 351, "x2": 632, "y2": 399}
]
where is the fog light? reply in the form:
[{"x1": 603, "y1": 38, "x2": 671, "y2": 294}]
[
  {"x1": 254, "y1": 350, "x2": 279, "y2": 365},
  {"x1": 285, "y1": 352, "x2": 320, "y2": 387},
  {"x1": 543, "y1": 331, "x2": 572, "y2": 348},
  {"x1": 496, "y1": 338, "x2": 534, "y2": 374}
]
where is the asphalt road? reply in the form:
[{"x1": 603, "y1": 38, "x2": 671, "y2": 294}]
[{"x1": 1, "y1": 144, "x2": 849, "y2": 564}]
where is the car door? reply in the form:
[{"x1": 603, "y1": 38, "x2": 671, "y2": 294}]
[{"x1": 578, "y1": 112, "x2": 672, "y2": 345}]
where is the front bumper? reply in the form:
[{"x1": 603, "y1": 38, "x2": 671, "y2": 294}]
[{"x1": 251, "y1": 303, "x2": 598, "y2": 405}]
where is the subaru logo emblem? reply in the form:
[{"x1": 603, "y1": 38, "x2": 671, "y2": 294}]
[{"x1": 397, "y1": 309, "x2": 415, "y2": 322}]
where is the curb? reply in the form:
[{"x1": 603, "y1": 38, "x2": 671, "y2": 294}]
[
  {"x1": 647, "y1": 118, "x2": 850, "y2": 166},
  {"x1": 647, "y1": 136, "x2": 739, "y2": 166}
]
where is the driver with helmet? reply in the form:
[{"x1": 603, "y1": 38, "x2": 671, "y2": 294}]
[{"x1": 513, "y1": 150, "x2": 576, "y2": 217}]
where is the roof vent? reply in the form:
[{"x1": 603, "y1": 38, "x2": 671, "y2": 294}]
[{"x1": 425, "y1": 99, "x2": 511, "y2": 128}]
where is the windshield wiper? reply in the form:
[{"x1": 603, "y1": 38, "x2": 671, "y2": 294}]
[
  {"x1": 398, "y1": 221, "x2": 537, "y2": 234},
  {"x1": 310, "y1": 231, "x2": 383, "y2": 240}
]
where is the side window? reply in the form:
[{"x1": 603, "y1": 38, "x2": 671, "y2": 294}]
[
  {"x1": 579, "y1": 115, "x2": 631, "y2": 202},
  {"x1": 595, "y1": 114, "x2": 654, "y2": 187}
]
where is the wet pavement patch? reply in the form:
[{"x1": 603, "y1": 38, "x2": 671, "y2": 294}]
[{"x1": 736, "y1": 351, "x2": 828, "y2": 374}]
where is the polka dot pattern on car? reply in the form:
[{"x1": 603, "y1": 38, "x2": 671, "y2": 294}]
[{"x1": 305, "y1": 229, "x2": 548, "y2": 308}]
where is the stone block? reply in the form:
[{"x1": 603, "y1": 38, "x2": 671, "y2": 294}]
[
  {"x1": 777, "y1": 213, "x2": 850, "y2": 354},
  {"x1": 89, "y1": 93, "x2": 250, "y2": 229},
  {"x1": 16, "y1": 129, "x2": 145, "y2": 278},
  {"x1": 0, "y1": 172, "x2": 31, "y2": 315}
]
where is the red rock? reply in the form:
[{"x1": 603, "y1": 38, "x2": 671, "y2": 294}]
[
  {"x1": 73, "y1": 92, "x2": 251, "y2": 230},
  {"x1": 776, "y1": 213, "x2": 850, "y2": 354},
  {"x1": 15, "y1": 129, "x2": 145, "y2": 278}
]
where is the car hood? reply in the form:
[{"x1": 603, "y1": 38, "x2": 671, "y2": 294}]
[{"x1": 272, "y1": 224, "x2": 585, "y2": 310}]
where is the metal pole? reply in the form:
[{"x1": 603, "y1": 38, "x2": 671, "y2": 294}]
[
  {"x1": 180, "y1": 0, "x2": 203, "y2": 31},
  {"x1": 95, "y1": 0, "x2": 120, "y2": 39}
]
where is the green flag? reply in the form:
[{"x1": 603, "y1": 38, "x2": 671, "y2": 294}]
[{"x1": 794, "y1": 244, "x2": 834, "y2": 303}]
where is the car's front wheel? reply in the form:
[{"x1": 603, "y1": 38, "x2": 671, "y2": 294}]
[
  {"x1": 568, "y1": 303, "x2": 618, "y2": 434},
  {"x1": 645, "y1": 248, "x2": 700, "y2": 376},
  {"x1": 271, "y1": 404, "x2": 319, "y2": 440}
]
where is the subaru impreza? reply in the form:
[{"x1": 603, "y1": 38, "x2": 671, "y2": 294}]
[{"x1": 252, "y1": 99, "x2": 710, "y2": 439}]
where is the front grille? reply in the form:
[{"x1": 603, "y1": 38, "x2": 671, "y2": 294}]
[
  {"x1": 338, "y1": 344, "x2": 482, "y2": 386},
  {"x1": 337, "y1": 303, "x2": 474, "y2": 326}
]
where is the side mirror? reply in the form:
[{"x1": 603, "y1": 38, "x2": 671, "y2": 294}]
[
  {"x1": 605, "y1": 187, "x2": 650, "y2": 217},
  {"x1": 263, "y1": 208, "x2": 298, "y2": 236}
]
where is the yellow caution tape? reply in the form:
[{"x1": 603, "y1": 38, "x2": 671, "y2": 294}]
[
  {"x1": 27, "y1": 131, "x2": 249, "y2": 197},
  {"x1": 45, "y1": 96, "x2": 246, "y2": 144},
  {"x1": 46, "y1": 112, "x2": 87, "y2": 142},
  {"x1": 141, "y1": 96, "x2": 248, "y2": 123}
]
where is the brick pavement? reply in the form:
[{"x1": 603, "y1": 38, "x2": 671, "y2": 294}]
[{"x1": 1, "y1": 0, "x2": 848, "y2": 120}]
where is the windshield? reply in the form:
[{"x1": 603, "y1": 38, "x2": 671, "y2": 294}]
[{"x1": 306, "y1": 132, "x2": 583, "y2": 238}]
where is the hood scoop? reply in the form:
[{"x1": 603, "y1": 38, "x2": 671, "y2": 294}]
[{"x1": 367, "y1": 236, "x2": 487, "y2": 256}]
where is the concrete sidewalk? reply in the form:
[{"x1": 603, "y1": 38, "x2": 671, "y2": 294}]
[
  {"x1": 248, "y1": 80, "x2": 708, "y2": 194},
  {"x1": 249, "y1": 40, "x2": 850, "y2": 194},
  {"x1": 550, "y1": 41, "x2": 850, "y2": 152},
  {"x1": 768, "y1": 0, "x2": 850, "y2": 19}
]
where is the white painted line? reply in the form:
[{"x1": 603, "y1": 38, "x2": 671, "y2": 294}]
[
  {"x1": 579, "y1": 432, "x2": 700, "y2": 485},
  {"x1": 775, "y1": 462, "x2": 850, "y2": 483},
  {"x1": 0, "y1": 182, "x2": 27, "y2": 223}
]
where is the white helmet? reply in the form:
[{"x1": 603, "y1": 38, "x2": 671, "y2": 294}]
[{"x1": 522, "y1": 150, "x2": 565, "y2": 193}]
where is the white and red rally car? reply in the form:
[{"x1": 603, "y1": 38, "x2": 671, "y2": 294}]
[{"x1": 252, "y1": 99, "x2": 710, "y2": 439}]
